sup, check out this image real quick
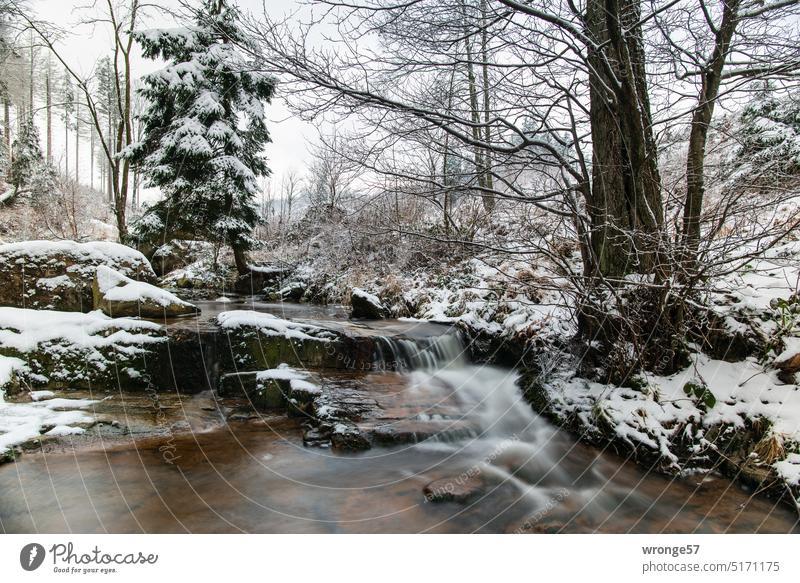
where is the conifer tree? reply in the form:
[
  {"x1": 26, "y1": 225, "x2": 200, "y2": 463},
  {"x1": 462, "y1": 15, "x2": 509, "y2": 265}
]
[
  {"x1": 9, "y1": 114, "x2": 42, "y2": 193},
  {"x1": 7, "y1": 114, "x2": 55, "y2": 201},
  {"x1": 125, "y1": 0, "x2": 275, "y2": 273}
]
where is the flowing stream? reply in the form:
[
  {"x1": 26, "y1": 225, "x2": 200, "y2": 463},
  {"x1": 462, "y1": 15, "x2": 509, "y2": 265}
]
[{"x1": 0, "y1": 300, "x2": 797, "y2": 533}]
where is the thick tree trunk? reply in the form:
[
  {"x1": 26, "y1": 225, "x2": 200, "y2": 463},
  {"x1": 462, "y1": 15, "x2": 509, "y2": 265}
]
[
  {"x1": 580, "y1": 0, "x2": 690, "y2": 375},
  {"x1": 90, "y1": 125, "x2": 94, "y2": 189},
  {"x1": 586, "y1": 0, "x2": 663, "y2": 278},
  {"x1": 28, "y1": 34, "x2": 34, "y2": 115},
  {"x1": 64, "y1": 117, "x2": 69, "y2": 177},
  {"x1": 107, "y1": 118, "x2": 113, "y2": 201},
  {"x1": 232, "y1": 246, "x2": 250, "y2": 275}
]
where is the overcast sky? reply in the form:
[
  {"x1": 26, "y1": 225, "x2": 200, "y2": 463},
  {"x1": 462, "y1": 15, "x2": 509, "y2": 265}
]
[{"x1": 30, "y1": 0, "x2": 317, "y2": 195}]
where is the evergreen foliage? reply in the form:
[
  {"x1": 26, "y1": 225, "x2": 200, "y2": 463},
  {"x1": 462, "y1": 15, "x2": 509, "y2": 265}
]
[{"x1": 125, "y1": 0, "x2": 275, "y2": 271}]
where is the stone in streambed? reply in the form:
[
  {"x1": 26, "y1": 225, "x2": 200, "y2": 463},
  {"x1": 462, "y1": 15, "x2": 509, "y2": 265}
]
[
  {"x1": 218, "y1": 366, "x2": 322, "y2": 411},
  {"x1": 279, "y1": 281, "x2": 306, "y2": 302},
  {"x1": 0, "y1": 307, "x2": 164, "y2": 393},
  {"x1": 423, "y1": 474, "x2": 487, "y2": 504},
  {"x1": 330, "y1": 422, "x2": 372, "y2": 451},
  {"x1": 350, "y1": 288, "x2": 389, "y2": 319},
  {"x1": 150, "y1": 240, "x2": 212, "y2": 277}
]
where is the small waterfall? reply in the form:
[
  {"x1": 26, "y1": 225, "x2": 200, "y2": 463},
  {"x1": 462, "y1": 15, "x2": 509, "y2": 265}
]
[
  {"x1": 406, "y1": 364, "x2": 582, "y2": 492},
  {"x1": 372, "y1": 333, "x2": 467, "y2": 372},
  {"x1": 408, "y1": 365, "x2": 552, "y2": 441}
]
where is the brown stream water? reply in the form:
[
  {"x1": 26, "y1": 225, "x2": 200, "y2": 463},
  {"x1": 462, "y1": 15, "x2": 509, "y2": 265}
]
[{"x1": 0, "y1": 300, "x2": 797, "y2": 533}]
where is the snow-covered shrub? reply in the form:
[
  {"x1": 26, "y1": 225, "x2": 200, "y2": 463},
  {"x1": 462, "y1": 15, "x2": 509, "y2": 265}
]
[{"x1": 734, "y1": 86, "x2": 800, "y2": 187}]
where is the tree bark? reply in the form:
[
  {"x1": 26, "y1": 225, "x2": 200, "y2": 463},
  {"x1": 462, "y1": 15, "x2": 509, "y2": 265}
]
[
  {"x1": 3, "y1": 97, "x2": 9, "y2": 152},
  {"x1": 64, "y1": 109, "x2": 69, "y2": 177},
  {"x1": 28, "y1": 32, "x2": 34, "y2": 116},
  {"x1": 480, "y1": 0, "x2": 494, "y2": 195},
  {"x1": 75, "y1": 99, "x2": 80, "y2": 181},
  {"x1": 45, "y1": 61, "x2": 52, "y2": 163},
  {"x1": 90, "y1": 124, "x2": 94, "y2": 189},
  {"x1": 460, "y1": 0, "x2": 493, "y2": 212},
  {"x1": 586, "y1": 0, "x2": 663, "y2": 278},
  {"x1": 233, "y1": 246, "x2": 249, "y2": 275},
  {"x1": 682, "y1": 0, "x2": 741, "y2": 271}
]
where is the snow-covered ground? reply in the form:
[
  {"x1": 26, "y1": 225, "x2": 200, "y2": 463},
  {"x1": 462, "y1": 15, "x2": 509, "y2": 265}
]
[{"x1": 541, "y1": 239, "x2": 800, "y2": 494}]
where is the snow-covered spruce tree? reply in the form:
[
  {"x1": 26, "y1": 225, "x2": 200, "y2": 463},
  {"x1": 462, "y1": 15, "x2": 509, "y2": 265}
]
[
  {"x1": 7, "y1": 115, "x2": 43, "y2": 199},
  {"x1": 125, "y1": 0, "x2": 275, "y2": 274},
  {"x1": 734, "y1": 87, "x2": 800, "y2": 188}
]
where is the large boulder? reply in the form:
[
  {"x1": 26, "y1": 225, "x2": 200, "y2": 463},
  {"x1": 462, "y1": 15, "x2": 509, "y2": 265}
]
[
  {"x1": 350, "y1": 288, "x2": 389, "y2": 319},
  {"x1": 93, "y1": 265, "x2": 199, "y2": 318},
  {"x1": 0, "y1": 240, "x2": 157, "y2": 312},
  {"x1": 0, "y1": 307, "x2": 165, "y2": 393},
  {"x1": 215, "y1": 310, "x2": 377, "y2": 371},
  {"x1": 218, "y1": 365, "x2": 321, "y2": 410}
]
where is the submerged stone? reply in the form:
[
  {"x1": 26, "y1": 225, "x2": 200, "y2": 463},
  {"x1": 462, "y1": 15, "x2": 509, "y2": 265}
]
[{"x1": 423, "y1": 475, "x2": 486, "y2": 504}]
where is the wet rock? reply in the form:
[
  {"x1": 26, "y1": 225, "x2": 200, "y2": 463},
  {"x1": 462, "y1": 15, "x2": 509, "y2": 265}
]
[
  {"x1": 93, "y1": 265, "x2": 199, "y2": 318},
  {"x1": 227, "y1": 412, "x2": 257, "y2": 422},
  {"x1": 423, "y1": 474, "x2": 486, "y2": 503},
  {"x1": 286, "y1": 379, "x2": 321, "y2": 418},
  {"x1": 368, "y1": 419, "x2": 477, "y2": 446},
  {"x1": 302, "y1": 425, "x2": 331, "y2": 447},
  {"x1": 311, "y1": 384, "x2": 380, "y2": 424},
  {"x1": 350, "y1": 288, "x2": 389, "y2": 319},
  {"x1": 0, "y1": 307, "x2": 165, "y2": 393},
  {"x1": 218, "y1": 371, "x2": 287, "y2": 408},
  {"x1": 0, "y1": 448, "x2": 17, "y2": 464},
  {"x1": 330, "y1": 422, "x2": 372, "y2": 451},
  {"x1": 170, "y1": 420, "x2": 191, "y2": 432},
  {"x1": 216, "y1": 310, "x2": 379, "y2": 372},
  {"x1": 279, "y1": 281, "x2": 306, "y2": 302},
  {"x1": 148, "y1": 328, "x2": 221, "y2": 394},
  {"x1": 219, "y1": 366, "x2": 324, "y2": 412},
  {"x1": 0, "y1": 240, "x2": 157, "y2": 312},
  {"x1": 234, "y1": 265, "x2": 292, "y2": 294}
]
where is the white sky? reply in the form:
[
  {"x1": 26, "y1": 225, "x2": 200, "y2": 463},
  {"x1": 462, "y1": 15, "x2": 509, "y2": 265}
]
[{"x1": 28, "y1": 0, "x2": 317, "y2": 197}]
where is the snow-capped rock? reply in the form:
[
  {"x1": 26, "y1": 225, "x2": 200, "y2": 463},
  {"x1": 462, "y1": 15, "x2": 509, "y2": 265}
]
[
  {"x1": 0, "y1": 240, "x2": 157, "y2": 312},
  {"x1": 350, "y1": 287, "x2": 389, "y2": 319},
  {"x1": 93, "y1": 265, "x2": 199, "y2": 318}
]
